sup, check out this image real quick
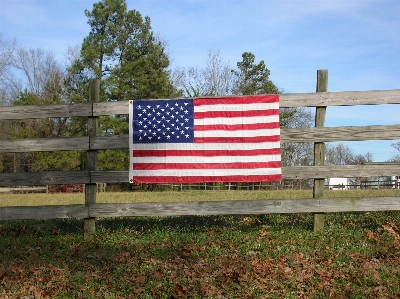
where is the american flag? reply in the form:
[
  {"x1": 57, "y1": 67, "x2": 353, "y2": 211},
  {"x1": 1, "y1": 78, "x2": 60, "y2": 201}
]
[{"x1": 129, "y1": 95, "x2": 281, "y2": 183}]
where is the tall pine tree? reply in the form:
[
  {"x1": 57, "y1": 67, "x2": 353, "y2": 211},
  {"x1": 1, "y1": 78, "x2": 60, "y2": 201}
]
[
  {"x1": 231, "y1": 52, "x2": 279, "y2": 95},
  {"x1": 66, "y1": 0, "x2": 179, "y2": 173}
]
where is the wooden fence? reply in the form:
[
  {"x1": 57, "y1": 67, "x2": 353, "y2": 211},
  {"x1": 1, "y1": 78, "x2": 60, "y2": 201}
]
[{"x1": 1, "y1": 70, "x2": 400, "y2": 238}]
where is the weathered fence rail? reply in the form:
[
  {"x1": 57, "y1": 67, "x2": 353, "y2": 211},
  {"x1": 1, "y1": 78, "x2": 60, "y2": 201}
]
[
  {"x1": 0, "y1": 164, "x2": 400, "y2": 186},
  {"x1": 2, "y1": 124, "x2": 400, "y2": 153},
  {"x1": 1, "y1": 197, "x2": 399, "y2": 221},
  {"x1": 1, "y1": 89, "x2": 400, "y2": 120},
  {"x1": 1, "y1": 72, "x2": 400, "y2": 237}
]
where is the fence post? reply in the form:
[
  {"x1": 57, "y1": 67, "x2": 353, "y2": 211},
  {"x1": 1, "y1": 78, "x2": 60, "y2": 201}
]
[
  {"x1": 84, "y1": 79, "x2": 100, "y2": 240},
  {"x1": 313, "y1": 70, "x2": 328, "y2": 232}
]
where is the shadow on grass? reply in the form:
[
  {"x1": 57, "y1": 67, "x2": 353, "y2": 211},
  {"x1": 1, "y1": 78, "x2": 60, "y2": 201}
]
[{"x1": 1, "y1": 211, "x2": 399, "y2": 238}]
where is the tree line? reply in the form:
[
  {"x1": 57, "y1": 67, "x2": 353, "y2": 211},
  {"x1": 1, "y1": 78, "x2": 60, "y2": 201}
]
[{"x1": 0, "y1": 0, "x2": 396, "y2": 187}]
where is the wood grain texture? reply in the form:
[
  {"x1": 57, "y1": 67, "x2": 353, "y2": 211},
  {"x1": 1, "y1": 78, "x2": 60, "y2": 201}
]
[
  {"x1": 90, "y1": 135, "x2": 128, "y2": 150},
  {"x1": 0, "y1": 137, "x2": 89, "y2": 153},
  {"x1": 0, "y1": 103, "x2": 91, "y2": 120},
  {"x1": 85, "y1": 79, "x2": 100, "y2": 240},
  {"x1": 2, "y1": 125, "x2": 399, "y2": 153},
  {"x1": 0, "y1": 205, "x2": 88, "y2": 220},
  {"x1": 1, "y1": 197, "x2": 399, "y2": 220},
  {"x1": 281, "y1": 125, "x2": 400, "y2": 142},
  {"x1": 1, "y1": 90, "x2": 399, "y2": 120},
  {"x1": 313, "y1": 69, "x2": 328, "y2": 231},
  {"x1": 282, "y1": 164, "x2": 400, "y2": 179},
  {"x1": 0, "y1": 171, "x2": 90, "y2": 186},
  {"x1": 88, "y1": 197, "x2": 400, "y2": 217},
  {"x1": 93, "y1": 101, "x2": 129, "y2": 116},
  {"x1": 280, "y1": 89, "x2": 400, "y2": 107},
  {"x1": 1, "y1": 164, "x2": 399, "y2": 187}
]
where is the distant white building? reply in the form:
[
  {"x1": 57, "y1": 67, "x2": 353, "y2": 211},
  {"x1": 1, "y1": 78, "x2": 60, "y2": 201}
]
[
  {"x1": 328, "y1": 178, "x2": 348, "y2": 190},
  {"x1": 391, "y1": 176, "x2": 400, "y2": 189}
]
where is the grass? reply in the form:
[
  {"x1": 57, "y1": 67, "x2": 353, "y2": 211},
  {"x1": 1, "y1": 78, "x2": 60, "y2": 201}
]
[
  {"x1": 1, "y1": 188, "x2": 400, "y2": 206},
  {"x1": 0, "y1": 190, "x2": 400, "y2": 298}
]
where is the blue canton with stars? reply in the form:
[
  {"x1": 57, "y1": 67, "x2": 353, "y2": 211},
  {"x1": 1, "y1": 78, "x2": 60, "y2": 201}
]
[{"x1": 132, "y1": 99, "x2": 194, "y2": 143}]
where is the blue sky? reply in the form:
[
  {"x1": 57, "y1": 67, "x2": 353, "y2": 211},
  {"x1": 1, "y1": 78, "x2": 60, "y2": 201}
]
[{"x1": 0, "y1": 0, "x2": 399, "y2": 161}]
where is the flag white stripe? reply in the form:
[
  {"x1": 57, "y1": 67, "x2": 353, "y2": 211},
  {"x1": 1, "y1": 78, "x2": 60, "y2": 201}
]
[
  {"x1": 131, "y1": 142, "x2": 281, "y2": 151},
  {"x1": 194, "y1": 115, "x2": 278, "y2": 125},
  {"x1": 132, "y1": 154, "x2": 281, "y2": 164},
  {"x1": 194, "y1": 128, "x2": 280, "y2": 138},
  {"x1": 132, "y1": 168, "x2": 282, "y2": 177},
  {"x1": 194, "y1": 102, "x2": 279, "y2": 112}
]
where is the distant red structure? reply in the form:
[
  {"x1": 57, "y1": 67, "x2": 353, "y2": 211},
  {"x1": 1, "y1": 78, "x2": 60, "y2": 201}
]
[{"x1": 47, "y1": 184, "x2": 85, "y2": 194}]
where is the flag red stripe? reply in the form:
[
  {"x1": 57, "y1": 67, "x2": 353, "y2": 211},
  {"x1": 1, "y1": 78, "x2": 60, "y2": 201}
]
[
  {"x1": 131, "y1": 174, "x2": 282, "y2": 183},
  {"x1": 194, "y1": 109, "x2": 279, "y2": 119},
  {"x1": 194, "y1": 96, "x2": 279, "y2": 106},
  {"x1": 133, "y1": 148, "x2": 281, "y2": 157},
  {"x1": 194, "y1": 122, "x2": 280, "y2": 131},
  {"x1": 194, "y1": 135, "x2": 280, "y2": 143},
  {"x1": 133, "y1": 161, "x2": 281, "y2": 170}
]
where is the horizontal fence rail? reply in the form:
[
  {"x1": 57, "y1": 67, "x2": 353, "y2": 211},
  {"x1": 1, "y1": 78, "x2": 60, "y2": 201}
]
[
  {"x1": 1, "y1": 163, "x2": 400, "y2": 186},
  {"x1": 2, "y1": 124, "x2": 400, "y2": 153},
  {"x1": 1, "y1": 197, "x2": 400, "y2": 221},
  {"x1": 1, "y1": 87, "x2": 400, "y2": 225},
  {"x1": 1, "y1": 90, "x2": 400, "y2": 121}
]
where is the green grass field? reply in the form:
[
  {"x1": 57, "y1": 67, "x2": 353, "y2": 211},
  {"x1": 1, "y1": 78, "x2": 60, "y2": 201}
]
[{"x1": 1, "y1": 189, "x2": 399, "y2": 298}]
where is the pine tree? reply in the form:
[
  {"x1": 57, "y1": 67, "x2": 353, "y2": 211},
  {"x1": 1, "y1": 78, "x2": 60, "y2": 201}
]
[
  {"x1": 231, "y1": 52, "x2": 279, "y2": 95},
  {"x1": 66, "y1": 0, "x2": 179, "y2": 172}
]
